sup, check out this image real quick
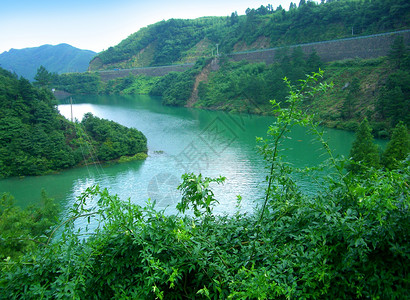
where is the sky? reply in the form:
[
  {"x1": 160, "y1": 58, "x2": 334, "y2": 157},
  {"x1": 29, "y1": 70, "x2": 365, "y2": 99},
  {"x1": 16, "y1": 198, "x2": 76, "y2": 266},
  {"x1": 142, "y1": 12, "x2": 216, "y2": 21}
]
[{"x1": 0, "y1": 0, "x2": 300, "y2": 54}]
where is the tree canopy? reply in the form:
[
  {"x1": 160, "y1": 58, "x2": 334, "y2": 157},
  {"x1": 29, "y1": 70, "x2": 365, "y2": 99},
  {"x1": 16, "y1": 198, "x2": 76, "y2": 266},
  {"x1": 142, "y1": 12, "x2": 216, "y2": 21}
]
[
  {"x1": 347, "y1": 118, "x2": 380, "y2": 173},
  {"x1": 90, "y1": 0, "x2": 409, "y2": 70},
  {"x1": 382, "y1": 122, "x2": 410, "y2": 170},
  {"x1": 0, "y1": 67, "x2": 147, "y2": 178}
]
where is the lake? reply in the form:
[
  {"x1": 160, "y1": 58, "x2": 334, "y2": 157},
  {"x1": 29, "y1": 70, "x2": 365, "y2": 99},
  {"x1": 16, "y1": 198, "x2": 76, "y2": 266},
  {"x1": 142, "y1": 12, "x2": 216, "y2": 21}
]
[{"x1": 0, "y1": 95, "x2": 379, "y2": 217}]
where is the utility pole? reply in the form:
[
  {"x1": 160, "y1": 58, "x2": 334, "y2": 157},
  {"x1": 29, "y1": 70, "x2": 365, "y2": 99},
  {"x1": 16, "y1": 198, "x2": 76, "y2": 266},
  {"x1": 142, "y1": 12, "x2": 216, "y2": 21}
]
[
  {"x1": 70, "y1": 97, "x2": 73, "y2": 122},
  {"x1": 216, "y1": 44, "x2": 219, "y2": 56}
]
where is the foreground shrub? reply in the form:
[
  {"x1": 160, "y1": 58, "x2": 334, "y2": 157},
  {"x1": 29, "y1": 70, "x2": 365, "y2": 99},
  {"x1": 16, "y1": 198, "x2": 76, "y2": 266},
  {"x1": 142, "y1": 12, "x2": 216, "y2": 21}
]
[{"x1": 1, "y1": 71, "x2": 408, "y2": 299}]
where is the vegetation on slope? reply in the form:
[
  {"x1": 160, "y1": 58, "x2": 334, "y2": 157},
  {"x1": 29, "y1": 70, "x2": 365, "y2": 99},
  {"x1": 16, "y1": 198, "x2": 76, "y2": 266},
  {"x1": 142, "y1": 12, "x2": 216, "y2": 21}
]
[
  {"x1": 1, "y1": 72, "x2": 408, "y2": 299},
  {"x1": 193, "y1": 48, "x2": 322, "y2": 112},
  {"x1": 0, "y1": 68, "x2": 147, "y2": 178},
  {"x1": 153, "y1": 37, "x2": 409, "y2": 136},
  {"x1": 89, "y1": 0, "x2": 409, "y2": 70},
  {"x1": 315, "y1": 36, "x2": 410, "y2": 134},
  {"x1": 49, "y1": 34, "x2": 409, "y2": 137}
]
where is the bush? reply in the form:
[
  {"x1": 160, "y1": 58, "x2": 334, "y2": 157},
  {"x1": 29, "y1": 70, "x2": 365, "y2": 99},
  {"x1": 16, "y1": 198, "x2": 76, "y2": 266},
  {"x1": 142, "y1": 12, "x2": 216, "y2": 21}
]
[
  {"x1": 1, "y1": 72, "x2": 408, "y2": 299},
  {"x1": 0, "y1": 191, "x2": 59, "y2": 260}
]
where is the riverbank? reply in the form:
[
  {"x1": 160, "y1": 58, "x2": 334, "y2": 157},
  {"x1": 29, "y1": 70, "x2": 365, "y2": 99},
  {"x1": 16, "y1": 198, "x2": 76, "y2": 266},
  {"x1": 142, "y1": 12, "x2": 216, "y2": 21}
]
[{"x1": 50, "y1": 51, "x2": 408, "y2": 138}]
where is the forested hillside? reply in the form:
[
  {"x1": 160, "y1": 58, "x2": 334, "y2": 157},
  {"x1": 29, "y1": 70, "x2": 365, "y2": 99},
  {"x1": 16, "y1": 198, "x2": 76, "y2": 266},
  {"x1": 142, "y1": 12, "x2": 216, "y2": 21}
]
[
  {"x1": 89, "y1": 0, "x2": 409, "y2": 70},
  {"x1": 51, "y1": 37, "x2": 409, "y2": 136},
  {"x1": 48, "y1": 0, "x2": 409, "y2": 135},
  {"x1": 0, "y1": 44, "x2": 96, "y2": 81},
  {"x1": 190, "y1": 38, "x2": 409, "y2": 135},
  {"x1": 0, "y1": 68, "x2": 147, "y2": 178}
]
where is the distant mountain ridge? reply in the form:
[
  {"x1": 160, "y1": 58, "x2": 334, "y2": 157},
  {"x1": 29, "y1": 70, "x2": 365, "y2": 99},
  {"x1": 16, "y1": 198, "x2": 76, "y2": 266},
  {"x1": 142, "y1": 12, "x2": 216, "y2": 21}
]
[{"x1": 0, "y1": 44, "x2": 96, "y2": 81}]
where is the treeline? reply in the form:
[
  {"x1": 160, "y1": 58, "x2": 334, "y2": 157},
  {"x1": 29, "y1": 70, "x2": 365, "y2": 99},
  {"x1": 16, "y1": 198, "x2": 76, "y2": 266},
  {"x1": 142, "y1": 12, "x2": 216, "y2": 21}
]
[
  {"x1": 34, "y1": 66, "x2": 102, "y2": 95},
  {"x1": 90, "y1": 0, "x2": 409, "y2": 70},
  {"x1": 0, "y1": 68, "x2": 148, "y2": 178},
  {"x1": 239, "y1": 0, "x2": 409, "y2": 48},
  {"x1": 36, "y1": 65, "x2": 159, "y2": 96},
  {"x1": 1, "y1": 73, "x2": 408, "y2": 298},
  {"x1": 348, "y1": 118, "x2": 409, "y2": 173}
]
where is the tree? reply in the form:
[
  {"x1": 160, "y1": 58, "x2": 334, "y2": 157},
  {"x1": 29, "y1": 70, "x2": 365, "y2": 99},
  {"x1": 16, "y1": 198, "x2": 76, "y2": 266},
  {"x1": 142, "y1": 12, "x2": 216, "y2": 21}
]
[
  {"x1": 289, "y1": 2, "x2": 297, "y2": 10},
  {"x1": 229, "y1": 11, "x2": 238, "y2": 25},
  {"x1": 34, "y1": 65, "x2": 52, "y2": 87},
  {"x1": 376, "y1": 70, "x2": 410, "y2": 127},
  {"x1": 347, "y1": 118, "x2": 380, "y2": 173},
  {"x1": 388, "y1": 36, "x2": 407, "y2": 70},
  {"x1": 382, "y1": 122, "x2": 410, "y2": 170}
]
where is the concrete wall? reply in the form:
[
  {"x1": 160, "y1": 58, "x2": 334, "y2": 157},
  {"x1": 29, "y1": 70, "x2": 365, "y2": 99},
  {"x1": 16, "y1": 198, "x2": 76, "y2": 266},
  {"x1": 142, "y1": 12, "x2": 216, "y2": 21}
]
[
  {"x1": 96, "y1": 30, "x2": 410, "y2": 81},
  {"x1": 227, "y1": 30, "x2": 410, "y2": 64}
]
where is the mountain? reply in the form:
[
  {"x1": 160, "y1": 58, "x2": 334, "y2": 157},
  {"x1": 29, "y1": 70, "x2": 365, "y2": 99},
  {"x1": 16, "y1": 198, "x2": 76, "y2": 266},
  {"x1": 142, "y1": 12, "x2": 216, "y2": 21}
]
[
  {"x1": 0, "y1": 44, "x2": 96, "y2": 81},
  {"x1": 89, "y1": 0, "x2": 409, "y2": 71}
]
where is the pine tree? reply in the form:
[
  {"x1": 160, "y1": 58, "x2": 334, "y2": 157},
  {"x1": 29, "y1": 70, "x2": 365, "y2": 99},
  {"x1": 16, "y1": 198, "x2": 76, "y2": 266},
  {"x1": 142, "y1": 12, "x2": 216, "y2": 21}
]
[
  {"x1": 34, "y1": 65, "x2": 52, "y2": 88},
  {"x1": 388, "y1": 36, "x2": 407, "y2": 70},
  {"x1": 382, "y1": 122, "x2": 410, "y2": 170},
  {"x1": 347, "y1": 118, "x2": 380, "y2": 173}
]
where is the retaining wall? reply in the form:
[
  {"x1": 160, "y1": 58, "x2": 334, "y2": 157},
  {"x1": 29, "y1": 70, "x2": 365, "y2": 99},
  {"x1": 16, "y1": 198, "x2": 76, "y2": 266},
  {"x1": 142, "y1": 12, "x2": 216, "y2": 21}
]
[
  {"x1": 96, "y1": 30, "x2": 410, "y2": 81},
  {"x1": 227, "y1": 30, "x2": 410, "y2": 64}
]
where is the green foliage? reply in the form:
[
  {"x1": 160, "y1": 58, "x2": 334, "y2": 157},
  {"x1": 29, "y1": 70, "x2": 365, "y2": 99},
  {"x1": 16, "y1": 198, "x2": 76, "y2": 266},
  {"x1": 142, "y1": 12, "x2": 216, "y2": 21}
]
[
  {"x1": 50, "y1": 71, "x2": 160, "y2": 96},
  {"x1": 150, "y1": 59, "x2": 209, "y2": 106},
  {"x1": 197, "y1": 48, "x2": 323, "y2": 112},
  {"x1": 347, "y1": 118, "x2": 381, "y2": 173},
  {"x1": 177, "y1": 173, "x2": 226, "y2": 218},
  {"x1": 0, "y1": 191, "x2": 59, "y2": 260},
  {"x1": 0, "y1": 68, "x2": 79, "y2": 177},
  {"x1": 81, "y1": 113, "x2": 147, "y2": 161},
  {"x1": 91, "y1": 0, "x2": 409, "y2": 70},
  {"x1": 117, "y1": 152, "x2": 148, "y2": 163},
  {"x1": 341, "y1": 76, "x2": 360, "y2": 120},
  {"x1": 104, "y1": 75, "x2": 160, "y2": 95},
  {"x1": 1, "y1": 71, "x2": 408, "y2": 299},
  {"x1": 94, "y1": 18, "x2": 228, "y2": 68},
  {"x1": 388, "y1": 36, "x2": 409, "y2": 70},
  {"x1": 33, "y1": 65, "x2": 55, "y2": 88},
  {"x1": 381, "y1": 122, "x2": 410, "y2": 170},
  {"x1": 307, "y1": 51, "x2": 409, "y2": 133},
  {"x1": 376, "y1": 69, "x2": 410, "y2": 128},
  {"x1": 0, "y1": 67, "x2": 148, "y2": 178},
  {"x1": 51, "y1": 72, "x2": 101, "y2": 94},
  {"x1": 374, "y1": 37, "x2": 410, "y2": 128}
]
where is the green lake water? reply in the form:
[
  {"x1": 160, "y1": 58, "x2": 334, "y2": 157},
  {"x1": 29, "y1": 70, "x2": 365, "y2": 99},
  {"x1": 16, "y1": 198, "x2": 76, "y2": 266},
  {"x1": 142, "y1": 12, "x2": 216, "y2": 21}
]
[{"x1": 0, "y1": 95, "x2": 385, "y2": 217}]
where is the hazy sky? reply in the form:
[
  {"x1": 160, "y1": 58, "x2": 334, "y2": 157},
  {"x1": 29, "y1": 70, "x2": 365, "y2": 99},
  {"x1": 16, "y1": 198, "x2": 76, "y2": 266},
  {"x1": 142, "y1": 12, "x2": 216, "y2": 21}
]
[{"x1": 0, "y1": 0, "x2": 301, "y2": 54}]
